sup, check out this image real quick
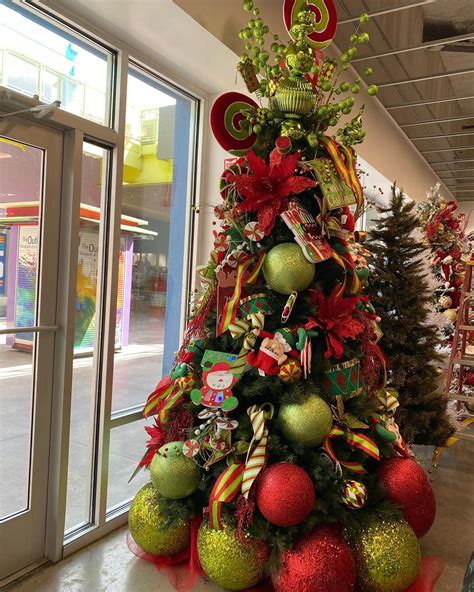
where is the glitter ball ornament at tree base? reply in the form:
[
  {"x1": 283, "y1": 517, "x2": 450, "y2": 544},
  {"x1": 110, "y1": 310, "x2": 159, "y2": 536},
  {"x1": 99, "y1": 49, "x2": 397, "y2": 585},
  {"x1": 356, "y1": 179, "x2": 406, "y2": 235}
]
[
  {"x1": 273, "y1": 524, "x2": 356, "y2": 592},
  {"x1": 197, "y1": 518, "x2": 270, "y2": 590},
  {"x1": 349, "y1": 516, "x2": 421, "y2": 592},
  {"x1": 263, "y1": 243, "x2": 315, "y2": 295},
  {"x1": 377, "y1": 457, "x2": 436, "y2": 538},
  {"x1": 128, "y1": 483, "x2": 191, "y2": 556},
  {"x1": 279, "y1": 392, "x2": 333, "y2": 446},
  {"x1": 150, "y1": 441, "x2": 201, "y2": 499},
  {"x1": 256, "y1": 462, "x2": 315, "y2": 526},
  {"x1": 342, "y1": 479, "x2": 367, "y2": 510}
]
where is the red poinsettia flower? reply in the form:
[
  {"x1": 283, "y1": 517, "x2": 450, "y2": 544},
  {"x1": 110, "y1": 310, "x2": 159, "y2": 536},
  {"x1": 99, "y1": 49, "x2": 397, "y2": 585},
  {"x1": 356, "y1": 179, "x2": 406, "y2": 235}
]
[
  {"x1": 139, "y1": 419, "x2": 167, "y2": 467},
  {"x1": 231, "y1": 149, "x2": 317, "y2": 235},
  {"x1": 309, "y1": 287, "x2": 365, "y2": 359}
]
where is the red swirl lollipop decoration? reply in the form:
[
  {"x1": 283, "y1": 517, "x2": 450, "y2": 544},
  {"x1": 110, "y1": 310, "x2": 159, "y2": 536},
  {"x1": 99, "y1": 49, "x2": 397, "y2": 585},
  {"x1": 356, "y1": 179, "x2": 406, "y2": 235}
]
[
  {"x1": 210, "y1": 92, "x2": 258, "y2": 156},
  {"x1": 283, "y1": 0, "x2": 338, "y2": 50}
]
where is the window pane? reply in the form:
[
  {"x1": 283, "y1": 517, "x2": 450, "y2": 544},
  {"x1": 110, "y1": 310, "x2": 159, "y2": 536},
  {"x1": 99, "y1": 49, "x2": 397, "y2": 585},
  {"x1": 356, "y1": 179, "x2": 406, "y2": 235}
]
[
  {"x1": 0, "y1": 332, "x2": 36, "y2": 519},
  {"x1": 0, "y1": 0, "x2": 113, "y2": 126},
  {"x1": 111, "y1": 66, "x2": 196, "y2": 413},
  {"x1": 65, "y1": 142, "x2": 109, "y2": 534},
  {"x1": 0, "y1": 138, "x2": 43, "y2": 519},
  {"x1": 106, "y1": 419, "x2": 149, "y2": 514}
]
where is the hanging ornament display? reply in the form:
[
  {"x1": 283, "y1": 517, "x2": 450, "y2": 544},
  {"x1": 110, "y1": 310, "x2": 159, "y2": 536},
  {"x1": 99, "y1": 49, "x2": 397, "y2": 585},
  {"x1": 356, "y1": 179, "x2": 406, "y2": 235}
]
[
  {"x1": 342, "y1": 480, "x2": 367, "y2": 510},
  {"x1": 377, "y1": 458, "x2": 436, "y2": 538},
  {"x1": 256, "y1": 462, "x2": 315, "y2": 526},
  {"x1": 128, "y1": 483, "x2": 191, "y2": 556},
  {"x1": 273, "y1": 524, "x2": 356, "y2": 592},
  {"x1": 197, "y1": 518, "x2": 270, "y2": 590},
  {"x1": 150, "y1": 441, "x2": 201, "y2": 499},
  {"x1": 279, "y1": 392, "x2": 333, "y2": 446},
  {"x1": 263, "y1": 243, "x2": 316, "y2": 294},
  {"x1": 348, "y1": 516, "x2": 421, "y2": 592}
]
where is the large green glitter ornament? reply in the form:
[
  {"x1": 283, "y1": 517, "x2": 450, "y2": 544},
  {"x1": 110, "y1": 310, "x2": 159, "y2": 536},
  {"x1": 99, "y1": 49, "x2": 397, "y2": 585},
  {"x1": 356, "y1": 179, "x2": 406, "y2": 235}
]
[
  {"x1": 198, "y1": 518, "x2": 270, "y2": 590},
  {"x1": 263, "y1": 243, "x2": 315, "y2": 294},
  {"x1": 279, "y1": 392, "x2": 333, "y2": 446},
  {"x1": 349, "y1": 516, "x2": 421, "y2": 592},
  {"x1": 150, "y1": 441, "x2": 201, "y2": 499},
  {"x1": 128, "y1": 482, "x2": 191, "y2": 556}
]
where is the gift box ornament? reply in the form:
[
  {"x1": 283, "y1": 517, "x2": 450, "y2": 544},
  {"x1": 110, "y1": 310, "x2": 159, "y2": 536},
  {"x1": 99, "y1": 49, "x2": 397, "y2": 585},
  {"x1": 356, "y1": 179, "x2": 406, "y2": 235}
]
[
  {"x1": 323, "y1": 358, "x2": 363, "y2": 397},
  {"x1": 310, "y1": 158, "x2": 356, "y2": 210}
]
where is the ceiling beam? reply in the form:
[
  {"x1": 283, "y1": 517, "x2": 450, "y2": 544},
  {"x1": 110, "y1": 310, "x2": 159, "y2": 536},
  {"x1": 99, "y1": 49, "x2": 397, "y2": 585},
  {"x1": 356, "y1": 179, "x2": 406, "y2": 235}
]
[
  {"x1": 428, "y1": 159, "x2": 474, "y2": 165},
  {"x1": 377, "y1": 68, "x2": 474, "y2": 88},
  {"x1": 353, "y1": 33, "x2": 474, "y2": 63},
  {"x1": 399, "y1": 114, "x2": 474, "y2": 128},
  {"x1": 421, "y1": 146, "x2": 474, "y2": 154},
  {"x1": 386, "y1": 94, "x2": 474, "y2": 110},
  {"x1": 411, "y1": 131, "x2": 474, "y2": 140},
  {"x1": 339, "y1": 0, "x2": 435, "y2": 24},
  {"x1": 433, "y1": 168, "x2": 474, "y2": 174}
]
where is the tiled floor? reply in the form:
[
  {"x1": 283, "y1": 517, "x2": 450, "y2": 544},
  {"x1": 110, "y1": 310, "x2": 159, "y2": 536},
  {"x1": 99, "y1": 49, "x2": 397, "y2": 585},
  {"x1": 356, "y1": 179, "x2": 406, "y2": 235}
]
[{"x1": 5, "y1": 438, "x2": 474, "y2": 592}]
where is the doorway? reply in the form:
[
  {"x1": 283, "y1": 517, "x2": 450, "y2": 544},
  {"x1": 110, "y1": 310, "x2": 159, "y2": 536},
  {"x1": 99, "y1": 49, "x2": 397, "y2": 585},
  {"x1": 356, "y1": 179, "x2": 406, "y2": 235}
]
[{"x1": 0, "y1": 118, "x2": 63, "y2": 579}]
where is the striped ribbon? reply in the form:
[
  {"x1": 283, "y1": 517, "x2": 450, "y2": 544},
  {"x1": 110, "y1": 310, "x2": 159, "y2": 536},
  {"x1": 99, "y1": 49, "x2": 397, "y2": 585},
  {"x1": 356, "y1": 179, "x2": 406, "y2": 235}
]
[
  {"x1": 241, "y1": 403, "x2": 274, "y2": 499},
  {"x1": 319, "y1": 136, "x2": 364, "y2": 218},
  {"x1": 323, "y1": 425, "x2": 380, "y2": 474},
  {"x1": 143, "y1": 376, "x2": 186, "y2": 423},
  {"x1": 209, "y1": 463, "x2": 245, "y2": 529},
  {"x1": 331, "y1": 250, "x2": 360, "y2": 297},
  {"x1": 339, "y1": 144, "x2": 364, "y2": 220},
  {"x1": 217, "y1": 252, "x2": 265, "y2": 336}
]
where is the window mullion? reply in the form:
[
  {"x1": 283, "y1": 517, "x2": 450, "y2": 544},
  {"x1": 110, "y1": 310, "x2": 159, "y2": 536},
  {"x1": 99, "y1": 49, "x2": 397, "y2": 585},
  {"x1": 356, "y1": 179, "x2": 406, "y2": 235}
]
[{"x1": 93, "y1": 49, "x2": 129, "y2": 528}]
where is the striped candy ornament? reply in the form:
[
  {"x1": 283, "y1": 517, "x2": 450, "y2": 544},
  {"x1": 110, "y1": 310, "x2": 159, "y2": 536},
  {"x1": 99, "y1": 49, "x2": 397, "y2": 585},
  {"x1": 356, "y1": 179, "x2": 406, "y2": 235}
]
[
  {"x1": 342, "y1": 479, "x2": 367, "y2": 510},
  {"x1": 241, "y1": 403, "x2": 274, "y2": 499}
]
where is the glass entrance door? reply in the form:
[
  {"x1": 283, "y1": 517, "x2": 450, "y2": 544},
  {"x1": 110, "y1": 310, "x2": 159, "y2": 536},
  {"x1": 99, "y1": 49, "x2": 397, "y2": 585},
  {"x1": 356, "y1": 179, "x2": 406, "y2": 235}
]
[{"x1": 0, "y1": 118, "x2": 63, "y2": 579}]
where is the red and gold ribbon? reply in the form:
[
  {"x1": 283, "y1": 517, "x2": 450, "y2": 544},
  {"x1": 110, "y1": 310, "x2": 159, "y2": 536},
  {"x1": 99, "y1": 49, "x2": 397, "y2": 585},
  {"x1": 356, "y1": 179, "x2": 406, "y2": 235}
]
[
  {"x1": 217, "y1": 252, "x2": 265, "y2": 336},
  {"x1": 319, "y1": 136, "x2": 364, "y2": 219},
  {"x1": 339, "y1": 144, "x2": 364, "y2": 220},
  {"x1": 209, "y1": 462, "x2": 245, "y2": 529},
  {"x1": 323, "y1": 425, "x2": 380, "y2": 474},
  {"x1": 241, "y1": 403, "x2": 274, "y2": 499},
  {"x1": 143, "y1": 376, "x2": 179, "y2": 418}
]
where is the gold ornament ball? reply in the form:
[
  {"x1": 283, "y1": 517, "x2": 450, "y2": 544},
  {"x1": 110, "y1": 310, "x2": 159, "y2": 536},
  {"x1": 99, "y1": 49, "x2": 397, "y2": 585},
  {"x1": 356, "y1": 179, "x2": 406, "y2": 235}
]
[
  {"x1": 128, "y1": 482, "x2": 191, "y2": 556},
  {"x1": 279, "y1": 392, "x2": 333, "y2": 446},
  {"x1": 350, "y1": 516, "x2": 421, "y2": 592},
  {"x1": 150, "y1": 441, "x2": 201, "y2": 499},
  {"x1": 263, "y1": 243, "x2": 315, "y2": 295},
  {"x1": 444, "y1": 308, "x2": 457, "y2": 322},
  {"x1": 198, "y1": 518, "x2": 270, "y2": 590}
]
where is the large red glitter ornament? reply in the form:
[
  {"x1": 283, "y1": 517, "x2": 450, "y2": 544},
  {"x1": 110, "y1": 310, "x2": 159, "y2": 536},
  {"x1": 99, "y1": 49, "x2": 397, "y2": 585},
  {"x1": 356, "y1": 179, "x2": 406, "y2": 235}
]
[
  {"x1": 256, "y1": 463, "x2": 315, "y2": 527},
  {"x1": 273, "y1": 524, "x2": 356, "y2": 592},
  {"x1": 378, "y1": 458, "x2": 436, "y2": 538}
]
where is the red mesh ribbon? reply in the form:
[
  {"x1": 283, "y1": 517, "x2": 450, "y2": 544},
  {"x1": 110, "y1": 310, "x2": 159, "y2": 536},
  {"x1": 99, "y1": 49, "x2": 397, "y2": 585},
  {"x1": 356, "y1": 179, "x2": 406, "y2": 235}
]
[
  {"x1": 407, "y1": 556, "x2": 444, "y2": 592},
  {"x1": 127, "y1": 514, "x2": 204, "y2": 592}
]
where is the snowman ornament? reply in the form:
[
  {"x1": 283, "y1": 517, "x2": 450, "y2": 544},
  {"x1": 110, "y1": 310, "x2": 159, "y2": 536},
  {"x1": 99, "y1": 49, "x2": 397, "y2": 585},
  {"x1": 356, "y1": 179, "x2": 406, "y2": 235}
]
[{"x1": 190, "y1": 362, "x2": 238, "y2": 411}]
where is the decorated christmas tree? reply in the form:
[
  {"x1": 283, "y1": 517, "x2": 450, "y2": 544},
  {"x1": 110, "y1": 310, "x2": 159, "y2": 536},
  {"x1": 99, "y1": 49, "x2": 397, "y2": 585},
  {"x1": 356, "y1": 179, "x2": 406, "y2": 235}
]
[
  {"x1": 366, "y1": 187, "x2": 454, "y2": 446},
  {"x1": 417, "y1": 183, "x2": 466, "y2": 346},
  {"x1": 128, "y1": 2, "x2": 440, "y2": 591}
]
